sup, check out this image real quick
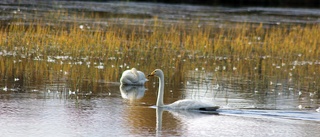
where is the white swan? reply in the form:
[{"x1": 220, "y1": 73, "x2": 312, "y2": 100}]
[
  {"x1": 148, "y1": 69, "x2": 219, "y2": 111},
  {"x1": 120, "y1": 68, "x2": 148, "y2": 85}
]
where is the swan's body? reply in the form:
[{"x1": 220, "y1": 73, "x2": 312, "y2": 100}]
[
  {"x1": 120, "y1": 68, "x2": 148, "y2": 85},
  {"x1": 148, "y1": 69, "x2": 219, "y2": 111}
]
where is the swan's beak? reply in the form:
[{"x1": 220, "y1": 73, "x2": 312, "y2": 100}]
[{"x1": 147, "y1": 72, "x2": 155, "y2": 77}]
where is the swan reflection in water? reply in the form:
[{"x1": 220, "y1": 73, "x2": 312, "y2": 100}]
[
  {"x1": 120, "y1": 84, "x2": 147, "y2": 100},
  {"x1": 155, "y1": 107, "x2": 219, "y2": 136}
]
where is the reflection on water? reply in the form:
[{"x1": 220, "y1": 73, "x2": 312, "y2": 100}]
[
  {"x1": 154, "y1": 105, "x2": 320, "y2": 137},
  {"x1": 155, "y1": 106, "x2": 220, "y2": 135},
  {"x1": 0, "y1": 97, "x2": 129, "y2": 136},
  {"x1": 0, "y1": 82, "x2": 319, "y2": 137},
  {"x1": 184, "y1": 70, "x2": 319, "y2": 111},
  {"x1": 119, "y1": 84, "x2": 146, "y2": 100},
  {"x1": 156, "y1": 107, "x2": 163, "y2": 133}
]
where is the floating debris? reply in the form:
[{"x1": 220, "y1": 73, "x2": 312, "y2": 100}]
[
  {"x1": 3, "y1": 86, "x2": 8, "y2": 91},
  {"x1": 69, "y1": 90, "x2": 76, "y2": 95}
]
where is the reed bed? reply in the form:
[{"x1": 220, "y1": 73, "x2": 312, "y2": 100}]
[
  {"x1": 1, "y1": 18, "x2": 319, "y2": 58},
  {"x1": 0, "y1": 15, "x2": 319, "y2": 94}
]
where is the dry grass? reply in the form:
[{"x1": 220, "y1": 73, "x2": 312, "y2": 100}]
[
  {"x1": 1, "y1": 18, "x2": 319, "y2": 59},
  {"x1": 0, "y1": 16, "x2": 319, "y2": 93}
]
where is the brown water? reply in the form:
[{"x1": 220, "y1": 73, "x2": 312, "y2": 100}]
[{"x1": 0, "y1": 1, "x2": 320, "y2": 137}]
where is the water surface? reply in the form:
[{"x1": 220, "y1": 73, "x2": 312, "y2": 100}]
[
  {"x1": 0, "y1": 1, "x2": 319, "y2": 137},
  {"x1": 1, "y1": 83, "x2": 319, "y2": 137}
]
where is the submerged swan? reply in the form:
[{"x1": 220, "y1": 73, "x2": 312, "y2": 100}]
[
  {"x1": 148, "y1": 69, "x2": 219, "y2": 111},
  {"x1": 120, "y1": 68, "x2": 148, "y2": 85}
]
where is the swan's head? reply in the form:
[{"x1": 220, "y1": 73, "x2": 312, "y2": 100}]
[
  {"x1": 131, "y1": 68, "x2": 137, "y2": 72},
  {"x1": 148, "y1": 69, "x2": 163, "y2": 78}
]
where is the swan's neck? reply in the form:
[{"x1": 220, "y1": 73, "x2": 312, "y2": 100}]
[
  {"x1": 131, "y1": 69, "x2": 139, "y2": 82},
  {"x1": 156, "y1": 73, "x2": 165, "y2": 107}
]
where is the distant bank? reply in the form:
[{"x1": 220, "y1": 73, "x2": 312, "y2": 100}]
[{"x1": 88, "y1": 0, "x2": 320, "y2": 7}]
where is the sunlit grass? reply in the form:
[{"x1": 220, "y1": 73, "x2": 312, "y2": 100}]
[
  {"x1": 1, "y1": 18, "x2": 319, "y2": 59},
  {"x1": 0, "y1": 14, "x2": 319, "y2": 94}
]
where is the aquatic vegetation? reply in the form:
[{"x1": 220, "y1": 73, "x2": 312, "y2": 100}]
[{"x1": 0, "y1": 12, "x2": 319, "y2": 96}]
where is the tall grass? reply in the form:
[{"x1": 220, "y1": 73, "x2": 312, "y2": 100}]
[
  {"x1": 0, "y1": 15, "x2": 319, "y2": 94},
  {"x1": 1, "y1": 18, "x2": 319, "y2": 59}
]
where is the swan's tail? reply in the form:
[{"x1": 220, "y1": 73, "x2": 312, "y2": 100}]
[{"x1": 199, "y1": 106, "x2": 220, "y2": 111}]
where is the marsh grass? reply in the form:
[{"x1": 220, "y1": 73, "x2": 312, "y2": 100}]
[{"x1": 0, "y1": 14, "x2": 319, "y2": 95}]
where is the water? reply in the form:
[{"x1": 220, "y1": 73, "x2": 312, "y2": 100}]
[
  {"x1": 1, "y1": 84, "x2": 319, "y2": 137},
  {"x1": 0, "y1": 1, "x2": 320, "y2": 137},
  {"x1": 1, "y1": 1, "x2": 320, "y2": 26}
]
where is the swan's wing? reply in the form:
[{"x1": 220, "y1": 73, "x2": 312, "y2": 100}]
[
  {"x1": 120, "y1": 69, "x2": 148, "y2": 85},
  {"x1": 138, "y1": 71, "x2": 148, "y2": 82},
  {"x1": 133, "y1": 73, "x2": 147, "y2": 85},
  {"x1": 167, "y1": 99, "x2": 219, "y2": 111},
  {"x1": 120, "y1": 69, "x2": 147, "y2": 85},
  {"x1": 120, "y1": 70, "x2": 135, "y2": 84}
]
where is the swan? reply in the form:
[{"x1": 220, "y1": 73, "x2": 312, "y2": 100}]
[
  {"x1": 148, "y1": 69, "x2": 219, "y2": 111},
  {"x1": 120, "y1": 68, "x2": 148, "y2": 85}
]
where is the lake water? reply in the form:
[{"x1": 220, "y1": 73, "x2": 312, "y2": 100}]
[
  {"x1": 1, "y1": 83, "x2": 319, "y2": 137},
  {"x1": 0, "y1": 1, "x2": 320, "y2": 137}
]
